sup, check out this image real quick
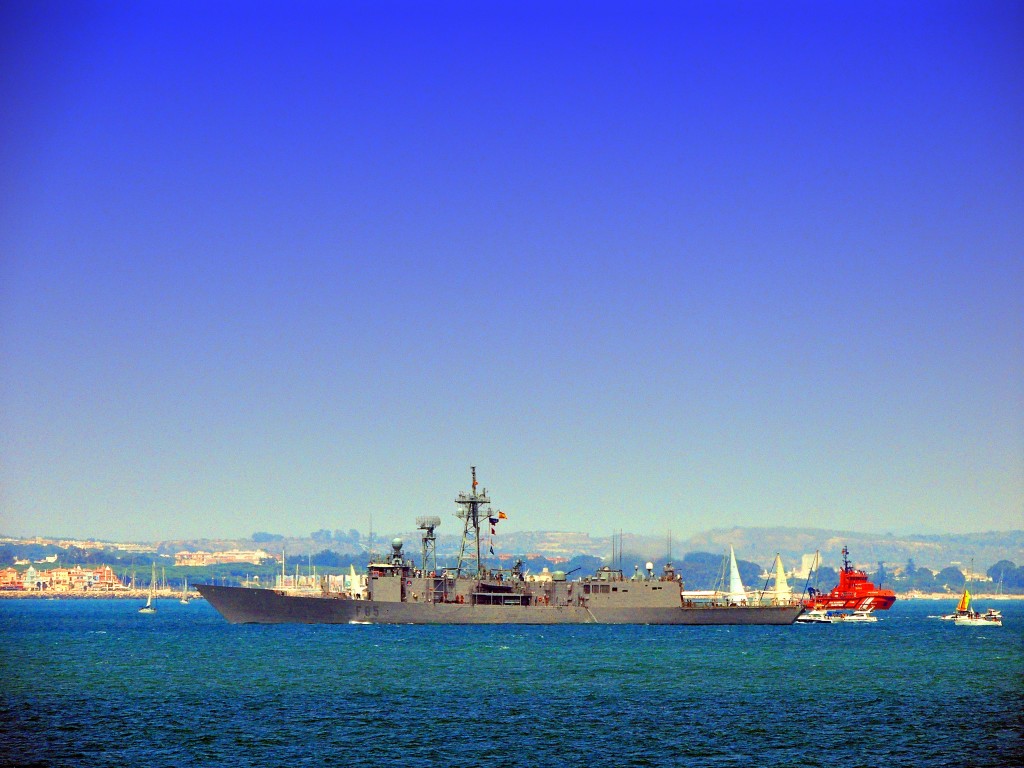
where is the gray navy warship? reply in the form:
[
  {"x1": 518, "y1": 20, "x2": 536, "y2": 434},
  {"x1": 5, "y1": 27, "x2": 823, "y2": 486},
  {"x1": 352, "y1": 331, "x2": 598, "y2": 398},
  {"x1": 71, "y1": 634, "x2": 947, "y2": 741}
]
[{"x1": 197, "y1": 468, "x2": 803, "y2": 625}]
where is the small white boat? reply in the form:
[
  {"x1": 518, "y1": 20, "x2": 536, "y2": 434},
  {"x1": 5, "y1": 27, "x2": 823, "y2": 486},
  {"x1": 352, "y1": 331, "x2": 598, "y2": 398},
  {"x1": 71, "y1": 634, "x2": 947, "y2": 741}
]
[
  {"x1": 796, "y1": 608, "x2": 835, "y2": 624},
  {"x1": 840, "y1": 608, "x2": 878, "y2": 623},
  {"x1": 180, "y1": 577, "x2": 190, "y2": 605},
  {"x1": 954, "y1": 607, "x2": 1003, "y2": 627}
]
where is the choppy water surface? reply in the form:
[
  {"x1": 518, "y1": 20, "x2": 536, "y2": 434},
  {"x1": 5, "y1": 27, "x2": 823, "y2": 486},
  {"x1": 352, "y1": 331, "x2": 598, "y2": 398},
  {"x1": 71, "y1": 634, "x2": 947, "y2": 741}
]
[{"x1": 1, "y1": 599, "x2": 1021, "y2": 767}]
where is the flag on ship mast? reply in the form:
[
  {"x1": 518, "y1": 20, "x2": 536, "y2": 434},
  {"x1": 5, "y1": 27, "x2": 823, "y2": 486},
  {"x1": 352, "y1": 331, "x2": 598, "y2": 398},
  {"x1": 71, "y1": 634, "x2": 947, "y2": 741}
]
[{"x1": 486, "y1": 510, "x2": 505, "y2": 556}]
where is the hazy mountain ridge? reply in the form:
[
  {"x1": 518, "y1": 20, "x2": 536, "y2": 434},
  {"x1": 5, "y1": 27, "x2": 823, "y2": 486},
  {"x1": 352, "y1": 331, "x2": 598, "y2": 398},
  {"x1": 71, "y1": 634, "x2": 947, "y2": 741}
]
[
  {"x1": 672, "y1": 527, "x2": 1024, "y2": 572},
  {"x1": 5, "y1": 527, "x2": 1021, "y2": 573}
]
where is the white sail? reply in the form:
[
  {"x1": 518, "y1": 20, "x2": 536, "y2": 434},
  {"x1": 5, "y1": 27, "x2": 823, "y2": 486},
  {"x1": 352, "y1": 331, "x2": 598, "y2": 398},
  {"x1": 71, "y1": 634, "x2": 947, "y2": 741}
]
[
  {"x1": 345, "y1": 564, "x2": 367, "y2": 598},
  {"x1": 727, "y1": 546, "x2": 747, "y2": 604},
  {"x1": 762, "y1": 554, "x2": 792, "y2": 602},
  {"x1": 139, "y1": 562, "x2": 157, "y2": 613}
]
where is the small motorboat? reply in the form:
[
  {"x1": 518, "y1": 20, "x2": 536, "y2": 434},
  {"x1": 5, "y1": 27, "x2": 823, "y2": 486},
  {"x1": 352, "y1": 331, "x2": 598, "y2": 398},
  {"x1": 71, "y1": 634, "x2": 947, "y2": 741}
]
[
  {"x1": 796, "y1": 608, "x2": 835, "y2": 624},
  {"x1": 839, "y1": 608, "x2": 878, "y2": 623}
]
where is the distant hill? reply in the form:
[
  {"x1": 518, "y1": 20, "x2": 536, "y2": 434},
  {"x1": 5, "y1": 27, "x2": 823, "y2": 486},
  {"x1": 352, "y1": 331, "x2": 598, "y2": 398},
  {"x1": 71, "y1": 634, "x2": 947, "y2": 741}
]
[
  {"x1": 477, "y1": 527, "x2": 1024, "y2": 573},
  {"x1": 4, "y1": 527, "x2": 1021, "y2": 575},
  {"x1": 672, "y1": 527, "x2": 1024, "y2": 573}
]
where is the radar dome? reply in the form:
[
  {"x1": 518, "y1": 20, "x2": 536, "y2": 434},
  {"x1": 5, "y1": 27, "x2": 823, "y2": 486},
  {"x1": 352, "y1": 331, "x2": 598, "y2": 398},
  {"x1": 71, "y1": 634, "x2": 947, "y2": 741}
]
[{"x1": 392, "y1": 538, "x2": 403, "y2": 551}]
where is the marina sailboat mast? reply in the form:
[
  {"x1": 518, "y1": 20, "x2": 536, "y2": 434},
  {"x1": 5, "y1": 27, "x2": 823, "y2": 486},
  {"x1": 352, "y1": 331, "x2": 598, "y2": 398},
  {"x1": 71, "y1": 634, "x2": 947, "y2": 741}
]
[{"x1": 455, "y1": 466, "x2": 492, "y2": 577}]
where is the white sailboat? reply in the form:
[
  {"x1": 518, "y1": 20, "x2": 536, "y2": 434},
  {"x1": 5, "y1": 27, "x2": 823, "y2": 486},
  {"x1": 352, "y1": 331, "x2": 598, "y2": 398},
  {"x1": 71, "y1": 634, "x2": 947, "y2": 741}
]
[
  {"x1": 179, "y1": 577, "x2": 189, "y2": 605},
  {"x1": 139, "y1": 562, "x2": 157, "y2": 614},
  {"x1": 950, "y1": 561, "x2": 1002, "y2": 627},
  {"x1": 726, "y1": 546, "x2": 747, "y2": 605},
  {"x1": 346, "y1": 564, "x2": 367, "y2": 599},
  {"x1": 952, "y1": 587, "x2": 1002, "y2": 627},
  {"x1": 760, "y1": 554, "x2": 793, "y2": 604}
]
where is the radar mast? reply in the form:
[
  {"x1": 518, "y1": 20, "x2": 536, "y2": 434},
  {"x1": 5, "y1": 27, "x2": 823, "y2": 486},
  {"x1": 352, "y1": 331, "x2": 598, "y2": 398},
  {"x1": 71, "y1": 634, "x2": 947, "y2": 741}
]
[{"x1": 416, "y1": 516, "x2": 441, "y2": 573}]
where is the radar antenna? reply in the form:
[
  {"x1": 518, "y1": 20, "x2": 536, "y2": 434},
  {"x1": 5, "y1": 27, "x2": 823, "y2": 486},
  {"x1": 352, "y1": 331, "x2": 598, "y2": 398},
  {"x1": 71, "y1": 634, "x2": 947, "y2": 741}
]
[
  {"x1": 455, "y1": 466, "x2": 492, "y2": 577},
  {"x1": 416, "y1": 516, "x2": 441, "y2": 573}
]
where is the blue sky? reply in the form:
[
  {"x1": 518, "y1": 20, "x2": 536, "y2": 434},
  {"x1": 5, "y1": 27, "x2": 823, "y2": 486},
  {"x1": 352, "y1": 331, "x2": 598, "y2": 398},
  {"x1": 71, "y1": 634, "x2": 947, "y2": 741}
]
[{"x1": 2, "y1": 1, "x2": 1021, "y2": 541}]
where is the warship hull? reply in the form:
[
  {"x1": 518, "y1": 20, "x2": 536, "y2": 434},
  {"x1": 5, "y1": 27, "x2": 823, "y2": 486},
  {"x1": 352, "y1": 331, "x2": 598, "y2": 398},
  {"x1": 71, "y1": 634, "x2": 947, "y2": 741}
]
[{"x1": 196, "y1": 584, "x2": 803, "y2": 625}]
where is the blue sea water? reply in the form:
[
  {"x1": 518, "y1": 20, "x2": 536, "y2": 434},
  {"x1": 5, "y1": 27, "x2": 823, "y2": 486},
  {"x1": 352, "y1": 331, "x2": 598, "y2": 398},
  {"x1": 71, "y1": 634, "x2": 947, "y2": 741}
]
[{"x1": 1, "y1": 599, "x2": 1021, "y2": 768}]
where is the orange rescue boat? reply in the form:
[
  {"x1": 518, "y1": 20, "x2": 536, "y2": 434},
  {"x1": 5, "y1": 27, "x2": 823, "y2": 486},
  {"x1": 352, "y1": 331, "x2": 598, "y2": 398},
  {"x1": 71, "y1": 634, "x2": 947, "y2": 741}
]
[{"x1": 804, "y1": 546, "x2": 896, "y2": 611}]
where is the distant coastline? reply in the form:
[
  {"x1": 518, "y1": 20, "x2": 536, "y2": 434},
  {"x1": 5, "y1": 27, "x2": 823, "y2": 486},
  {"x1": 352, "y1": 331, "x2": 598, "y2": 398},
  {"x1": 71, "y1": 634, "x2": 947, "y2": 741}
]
[{"x1": 898, "y1": 592, "x2": 1024, "y2": 601}]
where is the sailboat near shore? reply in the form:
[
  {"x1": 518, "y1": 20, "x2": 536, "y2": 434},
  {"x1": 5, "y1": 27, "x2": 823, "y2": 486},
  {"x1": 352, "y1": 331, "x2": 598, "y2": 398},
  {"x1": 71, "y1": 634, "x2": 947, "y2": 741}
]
[
  {"x1": 951, "y1": 579, "x2": 1002, "y2": 627},
  {"x1": 180, "y1": 577, "x2": 190, "y2": 605},
  {"x1": 139, "y1": 563, "x2": 157, "y2": 614},
  {"x1": 938, "y1": 561, "x2": 1002, "y2": 626}
]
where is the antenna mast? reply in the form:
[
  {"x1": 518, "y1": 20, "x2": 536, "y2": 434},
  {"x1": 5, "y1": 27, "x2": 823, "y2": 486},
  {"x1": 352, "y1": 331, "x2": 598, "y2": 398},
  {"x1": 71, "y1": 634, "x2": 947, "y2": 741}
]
[
  {"x1": 417, "y1": 516, "x2": 441, "y2": 573},
  {"x1": 455, "y1": 466, "x2": 491, "y2": 577}
]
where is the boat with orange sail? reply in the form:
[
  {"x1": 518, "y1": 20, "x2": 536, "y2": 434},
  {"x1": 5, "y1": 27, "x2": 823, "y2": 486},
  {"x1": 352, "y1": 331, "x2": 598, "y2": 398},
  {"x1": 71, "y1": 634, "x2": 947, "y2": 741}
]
[{"x1": 949, "y1": 565, "x2": 1002, "y2": 627}]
